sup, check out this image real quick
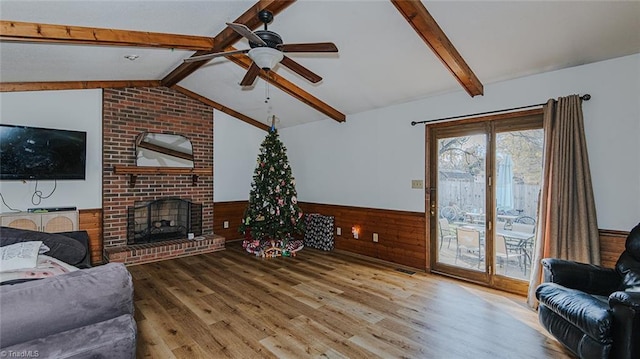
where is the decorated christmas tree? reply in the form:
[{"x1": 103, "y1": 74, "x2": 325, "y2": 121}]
[{"x1": 239, "y1": 125, "x2": 305, "y2": 257}]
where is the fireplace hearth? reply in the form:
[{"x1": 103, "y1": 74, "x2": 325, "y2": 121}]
[{"x1": 127, "y1": 197, "x2": 202, "y2": 245}]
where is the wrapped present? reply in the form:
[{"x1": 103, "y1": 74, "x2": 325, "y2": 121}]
[
  {"x1": 303, "y1": 214, "x2": 335, "y2": 251},
  {"x1": 242, "y1": 237, "x2": 303, "y2": 258}
]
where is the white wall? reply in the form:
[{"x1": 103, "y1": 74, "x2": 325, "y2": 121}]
[
  {"x1": 278, "y1": 54, "x2": 639, "y2": 231},
  {"x1": 1, "y1": 55, "x2": 637, "y2": 231},
  {"x1": 0, "y1": 89, "x2": 102, "y2": 211},
  {"x1": 281, "y1": 107, "x2": 426, "y2": 212},
  {"x1": 213, "y1": 111, "x2": 266, "y2": 201}
]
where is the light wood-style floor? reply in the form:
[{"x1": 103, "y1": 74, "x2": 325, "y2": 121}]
[{"x1": 130, "y1": 241, "x2": 573, "y2": 359}]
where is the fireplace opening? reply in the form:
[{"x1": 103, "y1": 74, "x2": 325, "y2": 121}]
[{"x1": 127, "y1": 197, "x2": 202, "y2": 245}]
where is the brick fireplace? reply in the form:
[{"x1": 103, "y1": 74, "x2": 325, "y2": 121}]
[{"x1": 102, "y1": 87, "x2": 223, "y2": 265}]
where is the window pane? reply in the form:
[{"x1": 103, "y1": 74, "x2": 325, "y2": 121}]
[
  {"x1": 494, "y1": 129, "x2": 543, "y2": 280},
  {"x1": 437, "y1": 134, "x2": 486, "y2": 272}
]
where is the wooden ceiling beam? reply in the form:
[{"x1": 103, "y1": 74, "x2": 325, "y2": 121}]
[
  {"x1": 161, "y1": 0, "x2": 296, "y2": 87},
  {"x1": 390, "y1": 0, "x2": 483, "y2": 97},
  {"x1": 0, "y1": 80, "x2": 161, "y2": 92},
  {"x1": 225, "y1": 48, "x2": 345, "y2": 123},
  {"x1": 172, "y1": 86, "x2": 270, "y2": 131},
  {"x1": 1, "y1": 1, "x2": 345, "y2": 125},
  {"x1": 0, "y1": 20, "x2": 214, "y2": 50}
]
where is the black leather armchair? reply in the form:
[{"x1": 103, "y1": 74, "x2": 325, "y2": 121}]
[{"x1": 536, "y1": 223, "x2": 640, "y2": 359}]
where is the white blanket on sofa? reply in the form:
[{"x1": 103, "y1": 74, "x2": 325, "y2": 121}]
[{"x1": 0, "y1": 254, "x2": 78, "y2": 284}]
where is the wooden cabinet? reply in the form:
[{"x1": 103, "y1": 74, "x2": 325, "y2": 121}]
[{"x1": 1, "y1": 211, "x2": 79, "y2": 233}]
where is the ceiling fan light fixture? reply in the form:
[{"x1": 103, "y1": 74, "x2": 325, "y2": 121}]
[{"x1": 248, "y1": 47, "x2": 283, "y2": 70}]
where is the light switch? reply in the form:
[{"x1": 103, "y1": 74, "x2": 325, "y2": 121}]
[{"x1": 411, "y1": 179, "x2": 424, "y2": 189}]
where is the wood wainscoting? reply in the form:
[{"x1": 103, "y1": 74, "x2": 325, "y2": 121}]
[
  {"x1": 213, "y1": 201, "x2": 248, "y2": 242},
  {"x1": 599, "y1": 229, "x2": 628, "y2": 268},
  {"x1": 78, "y1": 208, "x2": 103, "y2": 265},
  {"x1": 299, "y1": 202, "x2": 427, "y2": 270},
  {"x1": 78, "y1": 205, "x2": 628, "y2": 270}
]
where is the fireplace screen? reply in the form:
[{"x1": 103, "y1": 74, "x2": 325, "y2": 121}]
[{"x1": 127, "y1": 197, "x2": 202, "y2": 245}]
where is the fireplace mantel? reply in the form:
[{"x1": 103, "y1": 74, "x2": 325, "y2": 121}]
[{"x1": 113, "y1": 165, "x2": 212, "y2": 187}]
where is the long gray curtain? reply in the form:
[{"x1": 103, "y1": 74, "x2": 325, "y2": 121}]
[{"x1": 526, "y1": 95, "x2": 600, "y2": 309}]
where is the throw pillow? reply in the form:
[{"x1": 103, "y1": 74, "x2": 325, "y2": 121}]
[
  {"x1": 0, "y1": 227, "x2": 86, "y2": 265},
  {"x1": 0, "y1": 241, "x2": 42, "y2": 271}
]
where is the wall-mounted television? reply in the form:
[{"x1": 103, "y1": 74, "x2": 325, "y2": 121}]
[{"x1": 0, "y1": 124, "x2": 87, "y2": 180}]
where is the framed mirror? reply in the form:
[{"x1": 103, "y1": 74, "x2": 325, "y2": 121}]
[{"x1": 135, "y1": 132, "x2": 194, "y2": 168}]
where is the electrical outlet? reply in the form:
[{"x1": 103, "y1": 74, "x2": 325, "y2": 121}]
[
  {"x1": 411, "y1": 179, "x2": 424, "y2": 189},
  {"x1": 352, "y1": 226, "x2": 359, "y2": 239},
  {"x1": 223, "y1": 221, "x2": 229, "y2": 229},
  {"x1": 336, "y1": 227, "x2": 341, "y2": 236},
  {"x1": 373, "y1": 233, "x2": 379, "y2": 242}
]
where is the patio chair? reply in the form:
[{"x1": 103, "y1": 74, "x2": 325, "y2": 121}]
[
  {"x1": 439, "y1": 218, "x2": 456, "y2": 249},
  {"x1": 515, "y1": 216, "x2": 536, "y2": 225},
  {"x1": 504, "y1": 223, "x2": 535, "y2": 275},
  {"x1": 495, "y1": 234, "x2": 526, "y2": 275},
  {"x1": 495, "y1": 234, "x2": 525, "y2": 275},
  {"x1": 455, "y1": 227, "x2": 484, "y2": 268},
  {"x1": 511, "y1": 223, "x2": 535, "y2": 234}
]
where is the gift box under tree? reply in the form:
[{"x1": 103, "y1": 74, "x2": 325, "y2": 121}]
[{"x1": 303, "y1": 213, "x2": 334, "y2": 251}]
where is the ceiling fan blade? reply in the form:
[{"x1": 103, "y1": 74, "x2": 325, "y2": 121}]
[
  {"x1": 183, "y1": 48, "x2": 249, "y2": 63},
  {"x1": 280, "y1": 56, "x2": 322, "y2": 83},
  {"x1": 278, "y1": 42, "x2": 338, "y2": 53},
  {"x1": 239, "y1": 62, "x2": 261, "y2": 86},
  {"x1": 226, "y1": 22, "x2": 266, "y2": 46}
]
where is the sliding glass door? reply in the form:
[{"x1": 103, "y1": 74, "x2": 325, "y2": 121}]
[
  {"x1": 429, "y1": 112, "x2": 543, "y2": 293},
  {"x1": 433, "y1": 124, "x2": 488, "y2": 283}
]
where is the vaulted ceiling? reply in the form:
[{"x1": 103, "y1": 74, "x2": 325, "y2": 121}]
[{"x1": 1, "y1": 1, "x2": 639, "y2": 130}]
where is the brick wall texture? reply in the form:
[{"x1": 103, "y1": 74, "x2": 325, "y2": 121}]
[{"x1": 103, "y1": 87, "x2": 214, "y2": 248}]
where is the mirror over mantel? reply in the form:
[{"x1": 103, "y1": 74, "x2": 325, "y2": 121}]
[
  {"x1": 136, "y1": 132, "x2": 194, "y2": 168},
  {"x1": 112, "y1": 132, "x2": 212, "y2": 188}
]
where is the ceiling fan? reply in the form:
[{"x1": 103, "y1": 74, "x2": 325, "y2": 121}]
[{"x1": 184, "y1": 10, "x2": 338, "y2": 86}]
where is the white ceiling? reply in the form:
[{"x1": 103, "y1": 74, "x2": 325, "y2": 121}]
[{"x1": 1, "y1": 1, "x2": 639, "y2": 129}]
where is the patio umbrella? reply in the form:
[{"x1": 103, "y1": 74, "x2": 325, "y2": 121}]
[{"x1": 496, "y1": 154, "x2": 514, "y2": 210}]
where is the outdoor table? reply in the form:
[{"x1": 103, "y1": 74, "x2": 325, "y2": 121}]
[
  {"x1": 455, "y1": 224, "x2": 535, "y2": 275},
  {"x1": 497, "y1": 214, "x2": 518, "y2": 226},
  {"x1": 499, "y1": 229, "x2": 535, "y2": 275}
]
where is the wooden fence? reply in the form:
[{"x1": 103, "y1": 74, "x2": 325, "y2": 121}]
[{"x1": 439, "y1": 180, "x2": 540, "y2": 218}]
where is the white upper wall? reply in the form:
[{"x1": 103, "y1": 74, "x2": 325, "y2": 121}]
[
  {"x1": 0, "y1": 89, "x2": 102, "y2": 211},
  {"x1": 213, "y1": 111, "x2": 266, "y2": 202},
  {"x1": 280, "y1": 106, "x2": 425, "y2": 212},
  {"x1": 273, "y1": 54, "x2": 639, "y2": 231}
]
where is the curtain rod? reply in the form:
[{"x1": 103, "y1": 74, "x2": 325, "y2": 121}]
[{"x1": 410, "y1": 94, "x2": 591, "y2": 126}]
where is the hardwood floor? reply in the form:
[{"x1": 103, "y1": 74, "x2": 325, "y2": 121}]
[{"x1": 130, "y1": 241, "x2": 573, "y2": 359}]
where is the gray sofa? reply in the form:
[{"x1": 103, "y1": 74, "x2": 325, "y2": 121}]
[
  {"x1": 0, "y1": 263, "x2": 137, "y2": 358},
  {"x1": 0, "y1": 227, "x2": 137, "y2": 358}
]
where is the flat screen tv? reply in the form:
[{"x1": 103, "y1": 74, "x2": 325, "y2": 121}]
[{"x1": 0, "y1": 124, "x2": 86, "y2": 180}]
